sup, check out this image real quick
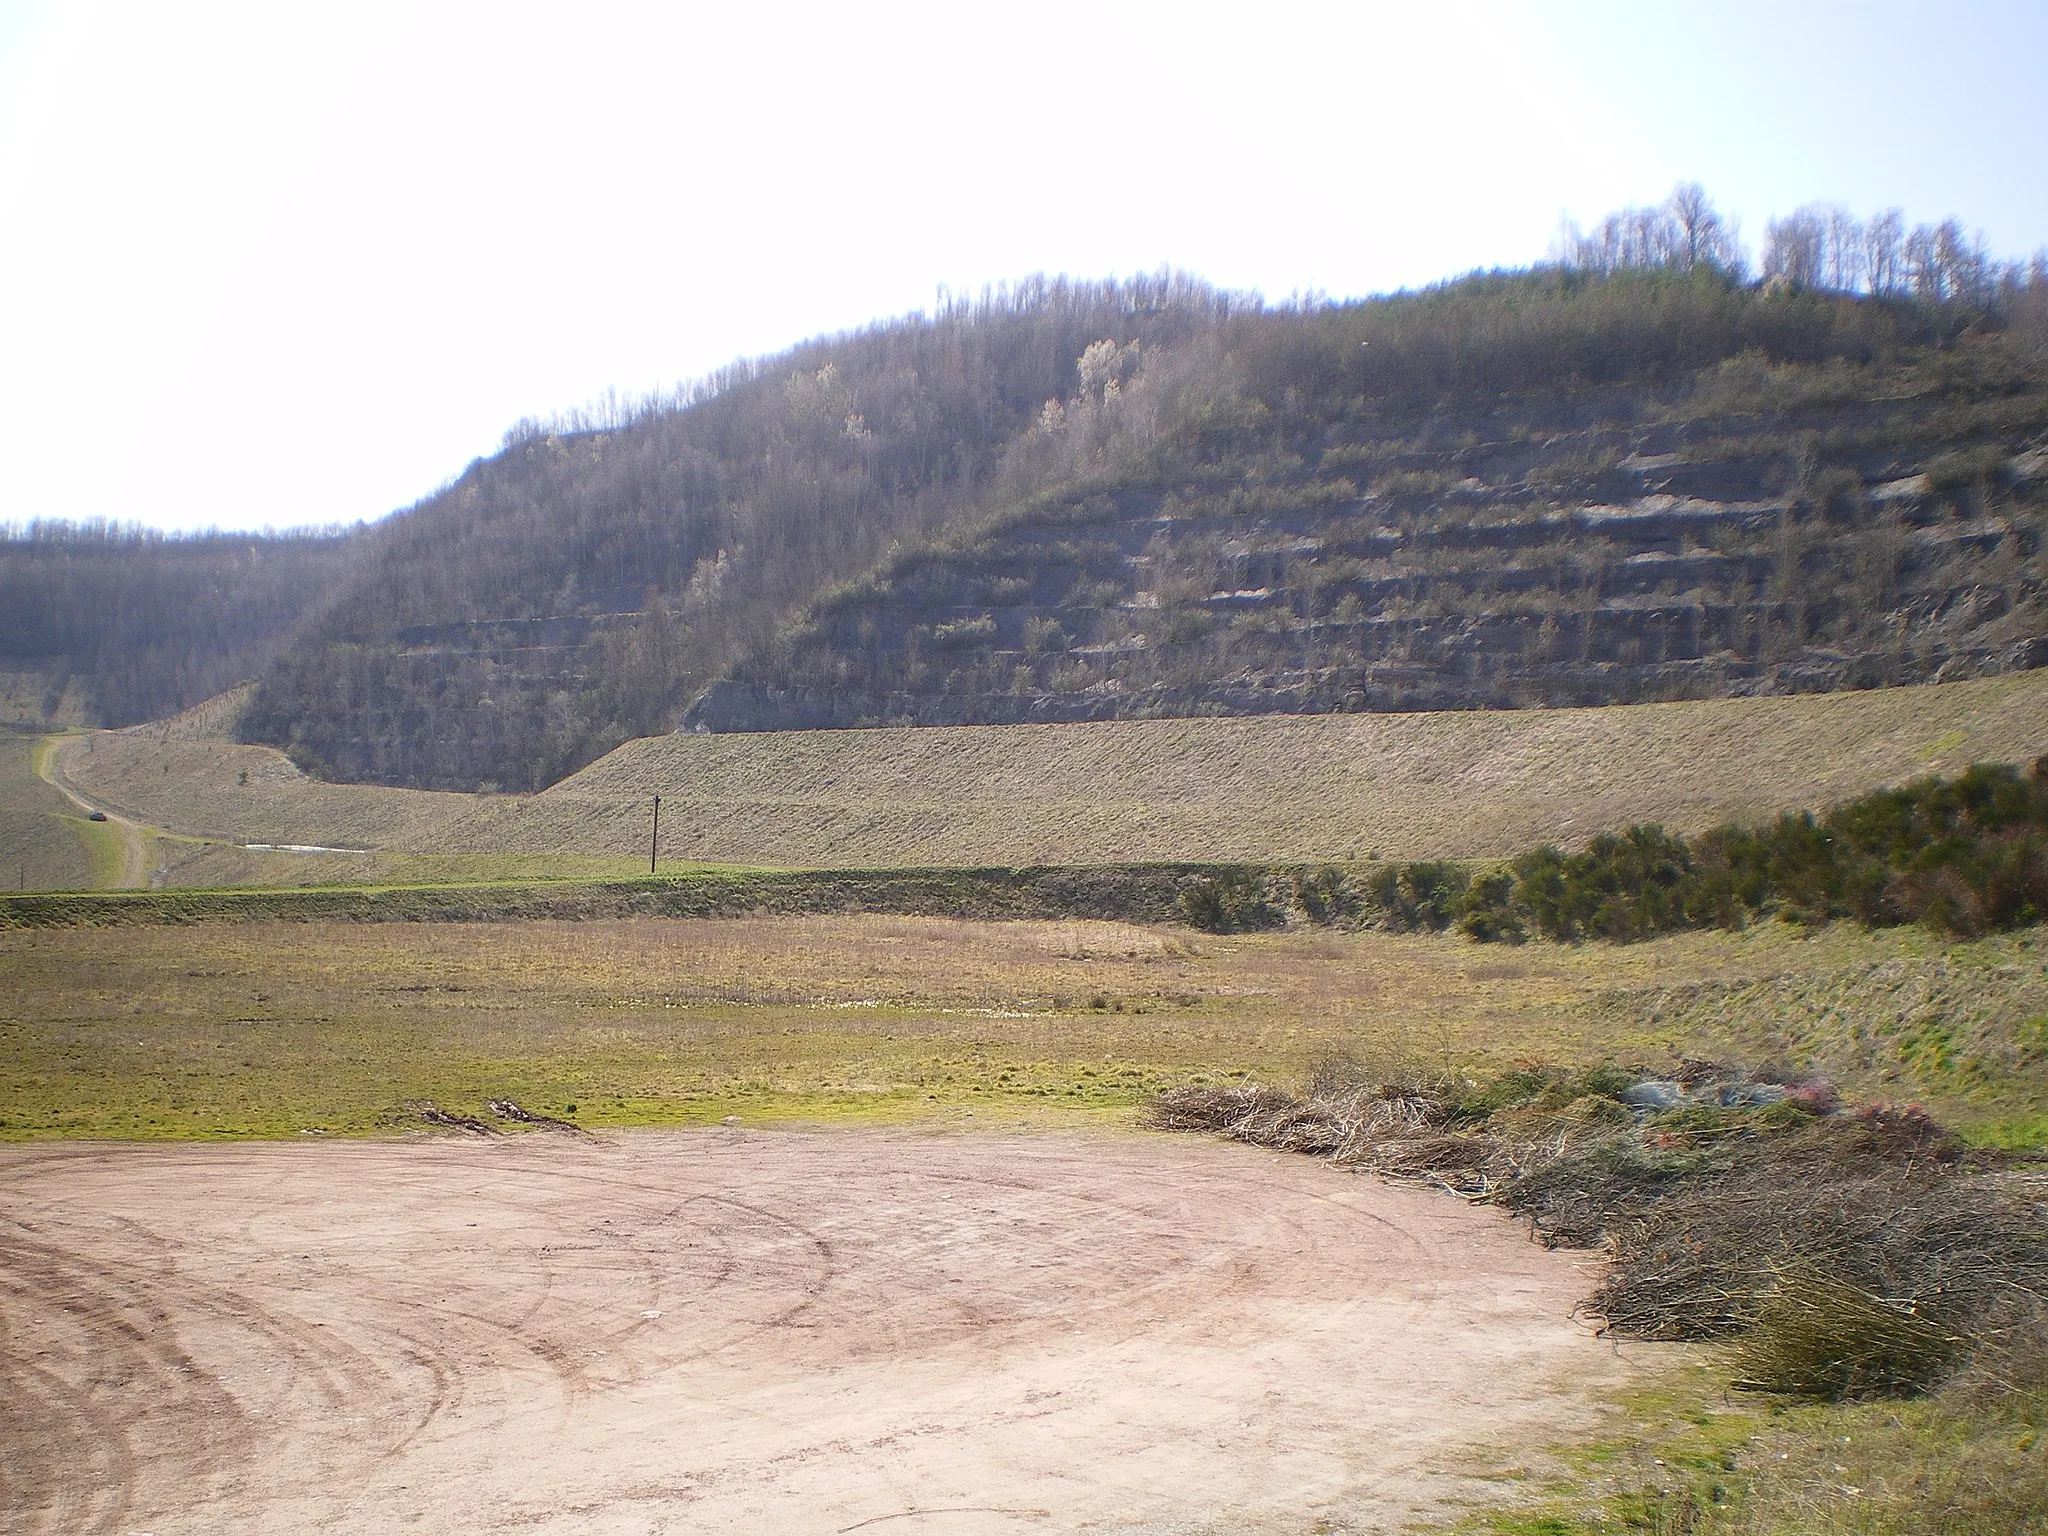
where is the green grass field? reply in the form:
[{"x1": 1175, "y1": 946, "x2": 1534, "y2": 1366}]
[
  {"x1": 6, "y1": 898, "x2": 2045, "y2": 1535},
  {"x1": 5, "y1": 910, "x2": 2042, "y2": 1143}
]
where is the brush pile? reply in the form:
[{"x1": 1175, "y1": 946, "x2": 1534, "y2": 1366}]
[
  {"x1": 1149, "y1": 1061, "x2": 2048, "y2": 1398},
  {"x1": 486, "y1": 1098, "x2": 591, "y2": 1136},
  {"x1": 409, "y1": 1099, "x2": 496, "y2": 1135}
]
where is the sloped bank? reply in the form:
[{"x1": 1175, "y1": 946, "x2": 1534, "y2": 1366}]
[{"x1": 0, "y1": 861, "x2": 1247, "y2": 930}]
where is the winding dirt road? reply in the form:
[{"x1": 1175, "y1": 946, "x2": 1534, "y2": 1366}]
[
  {"x1": 1, "y1": 1131, "x2": 1642, "y2": 1534},
  {"x1": 34, "y1": 736, "x2": 152, "y2": 888}
]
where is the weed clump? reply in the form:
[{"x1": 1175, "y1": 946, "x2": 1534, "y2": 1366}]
[
  {"x1": 1727, "y1": 1266, "x2": 1964, "y2": 1399},
  {"x1": 1177, "y1": 870, "x2": 1285, "y2": 933}
]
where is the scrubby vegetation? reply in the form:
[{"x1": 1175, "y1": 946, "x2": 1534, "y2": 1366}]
[
  {"x1": 1153, "y1": 1060, "x2": 2045, "y2": 1395},
  {"x1": 0, "y1": 861, "x2": 1235, "y2": 931},
  {"x1": 1176, "y1": 868, "x2": 1285, "y2": 932},
  {"x1": 1296, "y1": 761, "x2": 2048, "y2": 945}
]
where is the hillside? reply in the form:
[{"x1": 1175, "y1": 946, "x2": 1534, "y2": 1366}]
[
  {"x1": 706, "y1": 337, "x2": 2048, "y2": 731},
  {"x1": 0, "y1": 524, "x2": 365, "y2": 728},
  {"x1": 0, "y1": 729, "x2": 97, "y2": 890},
  {"x1": 239, "y1": 276, "x2": 1236, "y2": 790},
  {"x1": 4, "y1": 193, "x2": 2045, "y2": 793},
  {"x1": 246, "y1": 256, "x2": 2048, "y2": 789},
  {"x1": 45, "y1": 673, "x2": 2048, "y2": 874}
]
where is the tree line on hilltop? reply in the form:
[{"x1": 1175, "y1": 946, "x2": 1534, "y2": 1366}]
[{"x1": 1555, "y1": 181, "x2": 2041, "y2": 309}]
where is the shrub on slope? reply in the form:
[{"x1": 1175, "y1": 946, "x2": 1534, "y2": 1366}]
[{"x1": 1342, "y1": 761, "x2": 2048, "y2": 943}]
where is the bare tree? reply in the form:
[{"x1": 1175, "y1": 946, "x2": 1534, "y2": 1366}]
[
  {"x1": 1557, "y1": 203, "x2": 1677, "y2": 274},
  {"x1": 1864, "y1": 209, "x2": 1905, "y2": 295},
  {"x1": 1823, "y1": 206, "x2": 1865, "y2": 292},
  {"x1": 1556, "y1": 183, "x2": 1742, "y2": 277},
  {"x1": 1764, "y1": 208, "x2": 1828, "y2": 288},
  {"x1": 1666, "y1": 182, "x2": 1740, "y2": 272},
  {"x1": 1902, "y1": 218, "x2": 1989, "y2": 303}
]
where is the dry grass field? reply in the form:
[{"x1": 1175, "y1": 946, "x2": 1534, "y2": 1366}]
[
  {"x1": 6, "y1": 910, "x2": 2043, "y2": 1143},
  {"x1": 550, "y1": 673, "x2": 2048, "y2": 866},
  {"x1": 47, "y1": 726, "x2": 501, "y2": 855},
  {"x1": 37, "y1": 673, "x2": 2048, "y2": 883}
]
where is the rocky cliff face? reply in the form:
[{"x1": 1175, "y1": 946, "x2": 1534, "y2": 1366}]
[{"x1": 690, "y1": 394, "x2": 2048, "y2": 732}]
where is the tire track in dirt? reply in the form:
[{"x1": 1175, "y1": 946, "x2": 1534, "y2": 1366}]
[
  {"x1": 1, "y1": 1132, "x2": 1648, "y2": 1535},
  {"x1": 0, "y1": 1221, "x2": 241, "y2": 1536}
]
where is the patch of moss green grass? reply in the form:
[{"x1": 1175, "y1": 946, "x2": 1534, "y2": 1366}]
[
  {"x1": 58, "y1": 811, "x2": 128, "y2": 887},
  {"x1": 0, "y1": 1007, "x2": 1185, "y2": 1141},
  {"x1": 1450, "y1": 1356, "x2": 1760, "y2": 1535},
  {"x1": 0, "y1": 914, "x2": 1282, "y2": 1139},
  {"x1": 1452, "y1": 1349, "x2": 2048, "y2": 1535},
  {"x1": 27, "y1": 731, "x2": 140, "y2": 888},
  {"x1": 1605, "y1": 922, "x2": 2048, "y2": 1149}
]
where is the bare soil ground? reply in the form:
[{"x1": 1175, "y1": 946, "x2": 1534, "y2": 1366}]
[{"x1": 0, "y1": 1130, "x2": 1640, "y2": 1535}]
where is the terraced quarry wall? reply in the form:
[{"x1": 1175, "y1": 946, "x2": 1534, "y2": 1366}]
[
  {"x1": 48, "y1": 672, "x2": 2048, "y2": 873},
  {"x1": 701, "y1": 383, "x2": 2048, "y2": 733}
]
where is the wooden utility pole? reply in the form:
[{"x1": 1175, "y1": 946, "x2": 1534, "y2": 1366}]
[{"x1": 649, "y1": 795, "x2": 661, "y2": 874}]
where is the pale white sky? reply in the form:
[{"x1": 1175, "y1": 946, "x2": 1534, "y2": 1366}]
[{"x1": 2, "y1": 0, "x2": 2045, "y2": 534}]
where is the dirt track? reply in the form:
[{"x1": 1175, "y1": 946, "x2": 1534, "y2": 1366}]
[
  {"x1": 1, "y1": 1131, "x2": 1642, "y2": 1534},
  {"x1": 35, "y1": 736, "x2": 152, "y2": 887}
]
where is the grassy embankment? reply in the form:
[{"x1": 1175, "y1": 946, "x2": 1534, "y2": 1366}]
[
  {"x1": 4, "y1": 671, "x2": 2042, "y2": 901},
  {"x1": 0, "y1": 861, "x2": 1228, "y2": 929},
  {"x1": 39, "y1": 671, "x2": 2048, "y2": 877}
]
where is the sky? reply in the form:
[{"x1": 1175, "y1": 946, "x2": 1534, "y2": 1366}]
[{"x1": 1, "y1": 0, "x2": 2045, "y2": 535}]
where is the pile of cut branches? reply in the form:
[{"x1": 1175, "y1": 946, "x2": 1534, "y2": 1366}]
[{"x1": 1149, "y1": 1062, "x2": 2048, "y2": 1398}]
